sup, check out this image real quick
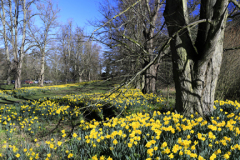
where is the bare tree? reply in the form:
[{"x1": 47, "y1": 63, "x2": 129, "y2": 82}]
[
  {"x1": 72, "y1": 27, "x2": 85, "y2": 82},
  {"x1": 49, "y1": 47, "x2": 63, "y2": 84},
  {"x1": 28, "y1": 0, "x2": 59, "y2": 86},
  {"x1": 58, "y1": 20, "x2": 74, "y2": 83},
  {"x1": 0, "y1": 0, "x2": 11, "y2": 85},
  {"x1": 58, "y1": 21, "x2": 102, "y2": 83},
  {"x1": 1, "y1": 0, "x2": 36, "y2": 89},
  {"x1": 94, "y1": 0, "x2": 167, "y2": 93},
  {"x1": 83, "y1": 41, "x2": 101, "y2": 81}
]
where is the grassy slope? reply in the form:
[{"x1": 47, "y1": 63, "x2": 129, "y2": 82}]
[{"x1": 0, "y1": 80, "x2": 119, "y2": 106}]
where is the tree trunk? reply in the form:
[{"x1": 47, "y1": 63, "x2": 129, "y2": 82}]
[
  {"x1": 142, "y1": 52, "x2": 158, "y2": 94},
  {"x1": 64, "y1": 53, "x2": 68, "y2": 84},
  {"x1": 78, "y1": 69, "x2": 83, "y2": 82},
  {"x1": 140, "y1": 0, "x2": 161, "y2": 94},
  {"x1": 164, "y1": 0, "x2": 228, "y2": 119},
  {"x1": 79, "y1": 75, "x2": 82, "y2": 83},
  {"x1": 143, "y1": 62, "x2": 157, "y2": 94},
  {"x1": 39, "y1": 50, "x2": 45, "y2": 87},
  {"x1": 136, "y1": 74, "x2": 145, "y2": 91},
  {"x1": 14, "y1": 52, "x2": 23, "y2": 89},
  {"x1": 88, "y1": 71, "x2": 91, "y2": 81},
  {"x1": 7, "y1": 62, "x2": 11, "y2": 85},
  {"x1": 11, "y1": 0, "x2": 28, "y2": 89},
  {"x1": 0, "y1": 0, "x2": 11, "y2": 85}
]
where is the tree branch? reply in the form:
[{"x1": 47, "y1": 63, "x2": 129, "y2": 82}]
[
  {"x1": 230, "y1": 0, "x2": 240, "y2": 9},
  {"x1": 228, "y1": 12, "x2": 240, "y2": 19},
  {"x1": 224, "y1": 45, "x2": 240, "y2": 51},
  {"x1": 123, "y1": 19, "x2": 211, "y2": 88},
  {"x1": 90, "y1": 0, "x2": 142, "y2": 40}
]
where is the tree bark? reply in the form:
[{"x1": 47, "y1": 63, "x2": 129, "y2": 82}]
[
  {"x1": 143, "y1": 57, "x2": 158, "y2": 94},
  {"x1": 164, "y1": 0, "x2": 228, "y2": 118},
  {"x1": 39, "y1": 49, "x2": 45, "y2": 87}
]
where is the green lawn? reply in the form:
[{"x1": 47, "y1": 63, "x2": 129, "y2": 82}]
[{"x1": 0, "y1": 80, "x2": 119, "y2": 105}]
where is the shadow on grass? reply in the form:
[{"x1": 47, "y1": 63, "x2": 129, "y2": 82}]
[{"x1": 0, "y1": 98, "x2": 23, "y2": 105}]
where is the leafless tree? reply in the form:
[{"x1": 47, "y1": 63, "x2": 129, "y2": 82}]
[
  {"x1": 58, "y1": 21, "x2": 101, "y2": 83},
  {"x1": 0, "y1": 0, "x2": 37, "y2": 89},
  {"x1": 0, "y1": 0, "x2": 11, "y2": 85},
  {"x1": 72, "y1": 27, "x2": 85, "y2": 82},
  {"x1": 58, "y1": 20, "x2": 75, "y2": 83},
  {"x1": 94, "y1": 0, "x2": 168, "y2": 93},
  {"x1": 27, "y1": 0, "x2": 59, "y2": 86}
]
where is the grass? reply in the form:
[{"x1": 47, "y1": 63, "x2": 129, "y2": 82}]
[
  {"x1": 2, "y1": 81, "x2": 239, "y2": 159},
  {"x1": 0, "y1": 80, "x2": 118, "y2": 105},
  {"x1": 0, "y1": 83, "x2": 41, "y2": 90}
]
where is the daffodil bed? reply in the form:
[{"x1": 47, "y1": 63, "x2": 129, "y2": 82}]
[
  {"x1": 0, "y1": 90, "x2": 16, "y2": 101},
  {"x1": 0, "y1": 82, "x2": 239, "y2": 160}
]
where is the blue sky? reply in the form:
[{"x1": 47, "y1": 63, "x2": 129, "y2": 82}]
[{"x1": 55, "y1": 0, "x2": 104, "y2": 35}]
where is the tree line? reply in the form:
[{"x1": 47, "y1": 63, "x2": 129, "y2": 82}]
[{"x1": 0, "y1": 0, "x2": 102, "y2": 88}]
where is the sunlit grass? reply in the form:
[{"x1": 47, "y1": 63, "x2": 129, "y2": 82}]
[{"x1": 0, "y1": 81, "x2": 239, "y2": 159}]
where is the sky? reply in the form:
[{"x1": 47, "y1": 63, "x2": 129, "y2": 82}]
[{"x1": 55, "y1": 0, "x2": 105, "y2": 35}]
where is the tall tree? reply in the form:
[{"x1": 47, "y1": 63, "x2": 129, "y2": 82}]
[
  {"x1": 95, "y1": 0, "x2": 167, "y2": 93},
  {"x1": 72, "y1": 27, "x2": 85, "y2": 82},
  {"x1": 0, "y1": 0, "x2": 11, "y2": 85},
  {"x1": 28, "y1": 0, "x2": 59, "y2": 86},
  {"x1": 58, "y1": 20, "x2": 74, "y2": 83},
  {"x1": 1, "y1": 0, "x2": 36, "y2": 89},
  {"x1": 163, "y1": 0, "x2": 239, "y2": 119}
]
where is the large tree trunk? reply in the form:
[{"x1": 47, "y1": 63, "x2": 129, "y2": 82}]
[{"x1": 164, "y1": 0, "x2": 228, "y2": 119}]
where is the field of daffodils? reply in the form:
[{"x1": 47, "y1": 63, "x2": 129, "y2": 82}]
[{"x1": 0, "y1": 81, "x2": 240, "y2": 160}]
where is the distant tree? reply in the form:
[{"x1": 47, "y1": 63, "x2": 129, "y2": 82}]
[
  {"x1": 72, "y1": 27, "x2": 85, "y2": 82},
  {"x1": 216, "y1": 16, "x2": 240, "y2": 101},
  {"x1": 49, "y1": 48, "x2": 63, "y2": 84},
  {"x1": 22, "y1": 53, "x2": 39, "y2": 80},
  {"x1": 58, "y1": 21, "x2": 101, "y2": 83},
  {"x1": 83, "y1": 41, "x2": 101, "y2": 81},
  {"x1": 58, "y1": 20, "x2": 74, "y2": 83}
]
